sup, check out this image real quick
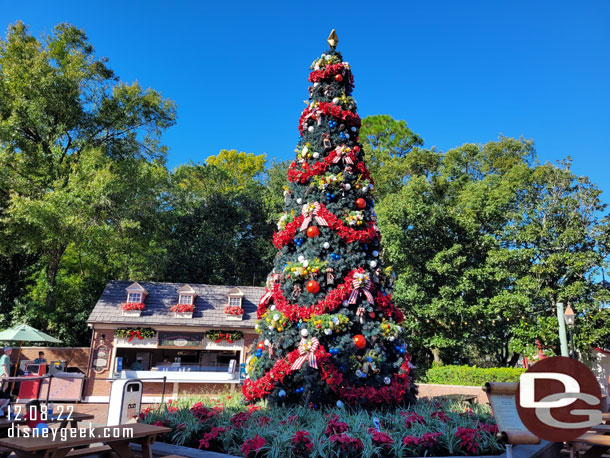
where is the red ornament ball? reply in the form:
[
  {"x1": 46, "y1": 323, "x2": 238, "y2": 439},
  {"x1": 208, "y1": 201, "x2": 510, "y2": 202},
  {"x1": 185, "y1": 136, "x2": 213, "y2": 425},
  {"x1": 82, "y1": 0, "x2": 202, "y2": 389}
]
[
  {"x1": 306, "y1": 280, "x2": 320, "y2": 294},
  {"x1": 353, "y1": 146, "x2": 360, "y2": 153},
  {"x1": 335, "y1": 74, "x2": 343, "y2": 82},
  {"x1": 353, "y1": 334, "x2": 367, "y2": 349},
  {"x1": 256, "y1": 342, "x2": 265, "y2": 350},
  {"x1": 355, "y1": 198, "x2": 367, "y2": 209},
  {"x1": 306, "y1": 226, "x2": 320, "y2": 238}
]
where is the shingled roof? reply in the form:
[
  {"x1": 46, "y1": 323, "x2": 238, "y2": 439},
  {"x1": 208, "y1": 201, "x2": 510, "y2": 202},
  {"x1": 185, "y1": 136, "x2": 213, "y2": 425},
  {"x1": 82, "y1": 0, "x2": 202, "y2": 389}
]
[{"x1": 87, "y1": 280, "x2": 265, "y2": 329}]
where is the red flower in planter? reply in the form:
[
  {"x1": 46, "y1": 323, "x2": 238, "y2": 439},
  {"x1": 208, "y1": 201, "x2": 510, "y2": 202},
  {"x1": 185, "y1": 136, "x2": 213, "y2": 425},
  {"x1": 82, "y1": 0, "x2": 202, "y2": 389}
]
[
  {"x1": 478, "y1": 421, "x2": 499, "y2": 434},
  {"x1": 402, "y1": 435, "x2": 419, "y2": 447},
  {"x1": 230, "y1": 411, "x2": 252, "y2": 428},
  {"x1": 291, "y1": 430, "x2": 314, "y2": 456},
  {"x1": 224, "y1": 305, "x2": 245, "y2": 315},
  {"x1": 418, "y1": 432, "x2": 441, "y2": 449},
  {"x1": 368, "y1": 428, "x2": 394, "y2": 450},
  {"x1": 241, "y1": 434, "x2": 266, "y2": 458},
  {"x1": 199, "y1": 426, "x2": 225, "y2": 450},
  {"x1": 256, "y1": 415, "x2": 271, "y2": 427},
  {"x1": 328, "y1": 433, "x2": 363, "y2": 454},
  {"x1": 431, "y1": 410, "x2": 450, "y2": 422},
  {"x1": 456, "y1": 427, "x2": 482, "y2": 455},
  {"x1": 325, "y1": 414, "x2": 348, "y2": 435},
  {"x1": 189, "y1": 402, "x2": 217, "y2": 422},
  {"x1": 121, "y1": 302, "x2": 145, "y2": 311},
  {"x1": 170, "y1": 303, "x2": 194, "y2": 313},
  {"x1": 400, "y1": 412, "x2": 427, "y2": 428}
]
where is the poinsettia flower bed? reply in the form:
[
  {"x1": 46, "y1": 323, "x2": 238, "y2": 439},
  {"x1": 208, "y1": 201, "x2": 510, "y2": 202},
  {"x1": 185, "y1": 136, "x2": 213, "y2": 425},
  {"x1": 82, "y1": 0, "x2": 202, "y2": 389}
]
[
  {"x1": 224, "y1": 305, "x2": 245, "y2": 315},
  {"x1": 137, "y1": 394, "x2": 503, "y2": 457}
]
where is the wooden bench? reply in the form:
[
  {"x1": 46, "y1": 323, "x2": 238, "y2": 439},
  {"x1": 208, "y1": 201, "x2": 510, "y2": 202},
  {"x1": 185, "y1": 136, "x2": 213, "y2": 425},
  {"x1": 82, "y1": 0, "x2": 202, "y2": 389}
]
[{"x1": 66, "y1": 445, "x2": 113, "y2": 457}]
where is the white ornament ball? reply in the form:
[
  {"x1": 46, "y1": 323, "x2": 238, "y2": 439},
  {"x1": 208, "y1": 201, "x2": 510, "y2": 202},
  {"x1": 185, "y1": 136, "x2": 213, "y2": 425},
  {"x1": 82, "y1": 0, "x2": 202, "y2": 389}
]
[
  {"x1": 384, "y1": 376, "x2": 391, "y2": 385},
  {"x1": 372, "y1": 250, "x2": 379, "y2": 257},
  {"x1": 308, "y1": 126, "x2": 314, "y2": 132},
  {"x1": 324, "y1": 328, "x2": 333, "y2": 335},
  {"x1": 302, "y1": 260, "x2": 309, "y2": 268},
  {"x1": 389, "y1": 336, "x2": 395, "y2": 342},
  {"x1": 333, "y1": 97, "x2": 340, "y2": 104},
  {"x1": 300, "y1": 328, "x2": 309, "y2": 337},
  {"x1": 336, "y1": 400, "x2": 344, "y2": 408},
  {"x1": 255, "y1": 324, "x2": 259, "y2": 331},
  {"x1": 313, "y1": 82, "x2": 320, "y2": 87},
  {"x1": 264, "y1": 339, "x2": 270, "y2": 346},
  {"x1": 344, "y1": 183, "x2": 351, "y2": 190},
  {"x1": 297, "y1": 198, "x2": 303, "y2": 204},
  {"x1": 351, "y1": 126, "x2": 357, "y2": 132},
  {"x1": 369, "y1": 260, "x2": 378, "y2": 268},
  {"x1": 323, "y1": 242, "x2": 330, "y2": 249},
  {"x1": 268, "y1": 325, "x2": 274, "y2": 330},
  {"x1": 361, "y1": 185, "x2": 368, "y2": 193},
  {"x1": 298, "y1": 255, "x2": 305, "y2": 262},
  {"x1": 345, "y1": 134, "x2": 350, "y2": 139},
  {"x1": 313, "y1": 152, "x2": 319, "y2": 159},
  {"x1": 273, "y1": 313, "x2": 280, "y2": 321},
  {"x1": 270, "y1": 305, "x2": 276, "y2": 311},
  {"x1": 343, "y1": 300, "x2": 349, "y2": 306}
]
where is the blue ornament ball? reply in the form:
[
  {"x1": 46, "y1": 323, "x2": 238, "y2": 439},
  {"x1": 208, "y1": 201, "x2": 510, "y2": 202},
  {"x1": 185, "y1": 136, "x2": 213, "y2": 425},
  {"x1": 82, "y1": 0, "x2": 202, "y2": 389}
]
[
  {"x1": 35, "y1": 423, "x2": 50, "y2": 433},
  {"x1": 336, "y1": 400, "x2": 345, "y2": 408},
  {"x1": 278, "y1": 389, "x2": 286, "y2": 397}
]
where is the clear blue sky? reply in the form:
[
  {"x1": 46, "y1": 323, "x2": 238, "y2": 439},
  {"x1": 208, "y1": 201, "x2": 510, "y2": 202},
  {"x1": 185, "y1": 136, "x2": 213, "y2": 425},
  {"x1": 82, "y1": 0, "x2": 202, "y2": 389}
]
[{"x1": 2, "y1": 1, "x2": 610, "y2": 201}]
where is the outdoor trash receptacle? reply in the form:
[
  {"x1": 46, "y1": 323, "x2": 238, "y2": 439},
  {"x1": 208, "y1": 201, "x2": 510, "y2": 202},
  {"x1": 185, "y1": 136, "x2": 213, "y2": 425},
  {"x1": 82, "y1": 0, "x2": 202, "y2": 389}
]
[{"x1": 107, "y1": 378, "x2": 143, "y2": 425}]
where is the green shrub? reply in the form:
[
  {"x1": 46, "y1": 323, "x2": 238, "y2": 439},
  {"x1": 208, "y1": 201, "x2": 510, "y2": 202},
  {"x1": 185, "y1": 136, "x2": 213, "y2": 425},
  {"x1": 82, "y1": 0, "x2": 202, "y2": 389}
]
[{"x1": 421, "y1": 365, "x2": 525, "y2": 386}]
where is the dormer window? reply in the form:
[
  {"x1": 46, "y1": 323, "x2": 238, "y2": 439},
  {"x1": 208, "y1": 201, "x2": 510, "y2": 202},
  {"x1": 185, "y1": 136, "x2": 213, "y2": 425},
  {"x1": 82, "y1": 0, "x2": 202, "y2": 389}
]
[
  {"x1": 179, "y1": 294, "x2": 193, "y2": 305},
  {"x1": 228, "y1": 296, "x2": 242, "y2": 307},
  {"x1": 128, "y1": 292, "x2": 142, "y2": 303}
]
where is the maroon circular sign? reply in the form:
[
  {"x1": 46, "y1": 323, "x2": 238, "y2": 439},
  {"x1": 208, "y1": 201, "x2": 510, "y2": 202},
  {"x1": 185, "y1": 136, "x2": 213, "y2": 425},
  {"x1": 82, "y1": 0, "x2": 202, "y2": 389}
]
[{"x1": 516, "y1": 356, "x2": 602, "y2": 442}]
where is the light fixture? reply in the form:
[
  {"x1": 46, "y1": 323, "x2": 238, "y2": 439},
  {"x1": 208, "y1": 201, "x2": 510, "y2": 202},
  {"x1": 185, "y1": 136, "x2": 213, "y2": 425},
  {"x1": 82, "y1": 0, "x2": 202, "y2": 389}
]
[{"x1": 564, "y1": 303, "x2": 576, "y2": 327}]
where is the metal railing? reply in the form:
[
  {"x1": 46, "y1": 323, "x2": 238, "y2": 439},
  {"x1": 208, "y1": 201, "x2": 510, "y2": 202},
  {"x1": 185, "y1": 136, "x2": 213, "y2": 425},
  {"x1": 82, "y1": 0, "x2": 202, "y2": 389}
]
[{"x1": 3, "y1": 374, "x2": 168, "y2": 406}]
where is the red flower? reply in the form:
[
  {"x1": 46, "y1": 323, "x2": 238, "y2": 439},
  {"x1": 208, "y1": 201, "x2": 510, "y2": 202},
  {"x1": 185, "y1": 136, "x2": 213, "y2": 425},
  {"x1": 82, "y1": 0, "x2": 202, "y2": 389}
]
[
  {"x1": 368, "y1": 428, "x2": 394, "y2": 449},
  {"x1": 230, "y1": 411, "x2": 252, "y2": 428},
  {"x1": 198, "y1": 426, "x2": 225, "y2": 450},
  {"x1": 241, "y1": 434, "x2": 266, "y2": 458},
  {"x1": 418, "y1": 432, "x2": 441, "y2": 449},
  {"x1": 170, "y1": 303, "x2": 194, "y2": 313},
  {"x1": 256, "y1": 415, "x2": 271, "y2": 427},
  {"x1": 291, "y1": 430, "x2": 314, "y2": 456},
  {"x1": 478, "y1": 421, "x2": 499, "y2": 434},
  {"x1": 431, "y1": 410, "x2": 450, "y2": 422},
  {"x1": 224, "y1": 305, "x2": 244, "y2": 315},
  {"x1": 328, "y1": 433, "x2": 363, "y2": 454},
  {"x1": 121, "y1": 302, "x2": 145, "y2": 311},
  {"x1": 455, "y1": 427, "x2": 481, "y2": 454},
  {"x1": 400, "y1": 412, "x2": 427, "y2": 428},
  {"x1": 402, "y1": 435, "x2": 419, "y2": 447},
  {"x1": 325, "y1": 414, "x2": 348, "y2": 435},
  {"x1": 189, "y1": 402, "x2": 217, "y2": 422}
]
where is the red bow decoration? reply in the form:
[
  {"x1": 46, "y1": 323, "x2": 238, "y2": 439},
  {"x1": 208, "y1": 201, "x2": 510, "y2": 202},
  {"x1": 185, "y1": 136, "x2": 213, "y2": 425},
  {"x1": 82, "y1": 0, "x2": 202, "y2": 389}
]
[
  {"x1": 128, "y1": 330, "x2": 143, "y2": 342},
  {"x1": 348, "y1": 273, "x2": 374, "y2": 305},
  {"x1": 215, "y1": 333, "x2": 234, "y2": 344},
  {"x1": 291, "y1": 337, "x2": 320, "y2": 371},
  {"x1": 331, "y1": 145, "x2": 354, "y2": 165},
  {"x1": 259, "y1": 288, "x2": 273, "y2": 306},
  {"x1": 300, "y1": 203, "x2": 329, "y2": 232}
]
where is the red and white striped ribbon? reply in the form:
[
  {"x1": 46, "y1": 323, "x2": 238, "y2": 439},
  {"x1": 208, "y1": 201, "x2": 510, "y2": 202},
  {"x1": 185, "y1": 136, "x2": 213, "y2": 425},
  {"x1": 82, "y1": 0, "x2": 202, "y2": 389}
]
[
  {"x1": 291, "y1": 337, "x2": 320, "y2": 371},
  {"x1": 300, "y1": 203, "x2": 329, "y2": 231},
  {"x1": 348, "y1": 278, "x2": 374, "y2": 304},
  {"x1": 331, "y1": 145, "x2": 354, "y2": 165}
]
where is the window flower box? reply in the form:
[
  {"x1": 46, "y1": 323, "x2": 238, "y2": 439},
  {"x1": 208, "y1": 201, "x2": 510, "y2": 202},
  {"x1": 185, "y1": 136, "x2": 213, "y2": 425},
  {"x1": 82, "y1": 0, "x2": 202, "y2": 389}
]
[
  {"x1": 224, "y1": 305, "x2": 244, "y2": 320},
  {"x1": 121, "y1": 302, "x2": 145, "y2": 317},
  {"x1": 170, "y1": 303, "x2": 194, "y2": 318}
]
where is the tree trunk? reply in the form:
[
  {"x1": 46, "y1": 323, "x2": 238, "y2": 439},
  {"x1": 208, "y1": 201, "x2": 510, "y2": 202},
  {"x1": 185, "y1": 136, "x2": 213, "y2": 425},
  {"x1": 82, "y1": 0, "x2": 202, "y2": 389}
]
[
  {"x1": 45, "y1": 244, "x2": 67, "y2": 311},
  {"x1": 431, "y1": 347, "x2": 442, "y2": 365}
]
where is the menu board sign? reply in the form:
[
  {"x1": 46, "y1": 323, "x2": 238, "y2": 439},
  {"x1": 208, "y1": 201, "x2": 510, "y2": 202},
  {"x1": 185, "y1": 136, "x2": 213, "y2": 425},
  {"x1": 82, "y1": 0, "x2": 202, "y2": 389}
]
[
  {"x1": 158, "y1": 332, "x2": 203, "y2": 348},
  {"x1": 92, "y1": 344, "x2": 111, "y2": 373}
]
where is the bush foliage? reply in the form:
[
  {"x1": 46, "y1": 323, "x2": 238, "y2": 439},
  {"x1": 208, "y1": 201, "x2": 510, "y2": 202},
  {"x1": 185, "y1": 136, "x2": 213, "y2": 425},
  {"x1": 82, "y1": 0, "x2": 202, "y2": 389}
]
[{"x1": 421, "y1": 365, "x2": 525, "y2": 386}]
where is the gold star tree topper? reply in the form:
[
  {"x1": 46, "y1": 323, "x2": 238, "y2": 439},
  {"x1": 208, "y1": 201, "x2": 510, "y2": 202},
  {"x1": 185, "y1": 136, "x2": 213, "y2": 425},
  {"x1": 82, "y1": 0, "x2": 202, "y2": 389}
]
[{"x1": 327, "y1": 29, "x2": 339, "y2": 49}]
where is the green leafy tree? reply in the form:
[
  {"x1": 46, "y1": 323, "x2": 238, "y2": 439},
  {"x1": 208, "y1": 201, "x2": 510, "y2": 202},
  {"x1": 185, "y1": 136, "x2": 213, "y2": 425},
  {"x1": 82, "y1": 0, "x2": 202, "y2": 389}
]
[{"x1": 0, "y1": 22, "x2": 175, "y2": 342}]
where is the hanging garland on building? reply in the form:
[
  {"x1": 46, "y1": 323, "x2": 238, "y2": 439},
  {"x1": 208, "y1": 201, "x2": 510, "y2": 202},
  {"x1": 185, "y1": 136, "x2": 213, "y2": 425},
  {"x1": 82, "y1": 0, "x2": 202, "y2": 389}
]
[
  {"x1": 205, "y1": 330, "x2": 244, "y2": 343},
  {"x1": 114, "y1": 327, "x2": 156, "y2": 341}
]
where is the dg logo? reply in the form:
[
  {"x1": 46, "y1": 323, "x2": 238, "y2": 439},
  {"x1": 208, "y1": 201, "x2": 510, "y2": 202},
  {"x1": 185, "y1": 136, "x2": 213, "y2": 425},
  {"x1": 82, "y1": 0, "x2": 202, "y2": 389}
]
[{"x1": 516, "y1": 356, "x2": 602, "y2": 442}]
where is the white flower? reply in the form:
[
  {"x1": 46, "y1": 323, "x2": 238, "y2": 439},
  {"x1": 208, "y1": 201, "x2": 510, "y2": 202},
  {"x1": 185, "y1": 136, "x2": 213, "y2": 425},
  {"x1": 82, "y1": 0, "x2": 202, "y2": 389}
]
[{"x1": 324, "y1": 329, "x2": 332, "y2": 335}]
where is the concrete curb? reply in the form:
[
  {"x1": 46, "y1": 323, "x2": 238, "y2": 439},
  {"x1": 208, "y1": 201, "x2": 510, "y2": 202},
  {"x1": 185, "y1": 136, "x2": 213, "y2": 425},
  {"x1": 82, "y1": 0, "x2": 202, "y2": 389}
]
[{"x1": 131, "y1": 438, "x2": 560, "y2": 458}]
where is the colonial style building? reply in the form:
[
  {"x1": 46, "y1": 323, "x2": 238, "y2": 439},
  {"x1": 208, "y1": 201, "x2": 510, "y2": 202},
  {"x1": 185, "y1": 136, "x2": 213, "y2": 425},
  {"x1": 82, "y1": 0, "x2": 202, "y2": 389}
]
[{"x1": 84, "y1": 281, "x2": 263, "y2": 402}]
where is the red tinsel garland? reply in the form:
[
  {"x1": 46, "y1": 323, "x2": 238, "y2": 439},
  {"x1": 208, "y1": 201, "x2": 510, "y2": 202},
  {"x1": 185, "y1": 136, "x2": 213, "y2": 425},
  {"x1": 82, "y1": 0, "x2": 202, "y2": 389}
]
[
  {"x1": 242, "y1": 342, "x2": 412, "y2": 406},
  {"x1": 273, "y1": 202, "x2": 378, "y2": 250},
  {"x1": 256, "y1": 267, "x2": 404, "y2": 323},
  {"x1": 298, "y1": 102, "x2": 361, "y2": 136},
  {"x1": 287, "y1": 146, "x2": 372, "y2": 185},
  {"x1": 308, "y1": 63, "x2": 354, "y2": 85}
]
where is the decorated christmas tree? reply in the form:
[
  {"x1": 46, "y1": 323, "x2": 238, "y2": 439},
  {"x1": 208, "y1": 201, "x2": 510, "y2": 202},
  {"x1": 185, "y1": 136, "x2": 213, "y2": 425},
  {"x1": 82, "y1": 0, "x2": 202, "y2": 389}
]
[{"x1": 243, "y1": 31, "x2": 416, "y2": 407}]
